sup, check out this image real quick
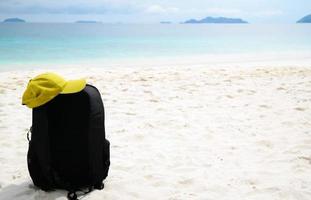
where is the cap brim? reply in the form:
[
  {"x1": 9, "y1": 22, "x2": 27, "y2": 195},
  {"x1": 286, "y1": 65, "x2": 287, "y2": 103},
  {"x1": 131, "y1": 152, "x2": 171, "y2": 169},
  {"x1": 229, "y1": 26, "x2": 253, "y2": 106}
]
[{"x1": 60, "y1": 79, "x2": 86, "y2": 94}]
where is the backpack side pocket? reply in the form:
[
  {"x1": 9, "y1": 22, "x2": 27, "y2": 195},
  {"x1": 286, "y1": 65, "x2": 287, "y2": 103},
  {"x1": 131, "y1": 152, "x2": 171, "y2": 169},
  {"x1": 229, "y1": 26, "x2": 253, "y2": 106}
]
[
  {"x1": 27, "y1": 141, "x2": 53, "y2": 191},
  {"x1": 102, "y1": 139, "x2": 110, "y2": 179}
]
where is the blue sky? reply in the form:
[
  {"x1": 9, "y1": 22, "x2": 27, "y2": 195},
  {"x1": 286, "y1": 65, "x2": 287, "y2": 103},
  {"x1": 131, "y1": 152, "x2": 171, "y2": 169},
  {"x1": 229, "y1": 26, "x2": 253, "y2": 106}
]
[{"x1": 0, "y1": 0, "x2": 310, "y2": 23}]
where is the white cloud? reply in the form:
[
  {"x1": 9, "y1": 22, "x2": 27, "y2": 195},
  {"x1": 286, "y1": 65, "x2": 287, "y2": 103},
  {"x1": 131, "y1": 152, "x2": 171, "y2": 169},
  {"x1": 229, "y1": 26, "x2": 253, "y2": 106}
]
[
  {"x1": 173, "y1": 7, "x2": 243, "y2": 18},
  {"x1": 252, "y1": 10, "x2": 283, "y2": 17},
  {"x1": 205, "y1": 8, "x2": 242, "y2": 15},
  {"x1": 144, "y1": 5, "x2": 179, "y2": 14},
  {"x1": 0, "y1": 0, "x2": 139, "y2": 14}
]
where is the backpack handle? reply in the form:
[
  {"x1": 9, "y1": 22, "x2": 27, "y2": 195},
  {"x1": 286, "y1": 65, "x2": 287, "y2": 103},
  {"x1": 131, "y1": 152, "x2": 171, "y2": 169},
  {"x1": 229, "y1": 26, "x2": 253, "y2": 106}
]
[{"x1": 27, "y1": 126, "x2": 32, "y2": 142}]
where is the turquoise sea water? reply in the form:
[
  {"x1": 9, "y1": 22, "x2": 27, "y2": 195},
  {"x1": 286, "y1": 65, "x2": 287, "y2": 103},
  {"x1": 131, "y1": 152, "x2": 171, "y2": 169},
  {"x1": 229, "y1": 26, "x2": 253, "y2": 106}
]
[{"x1": 0, "y1": 23, "x2": 310, "y2": 69}]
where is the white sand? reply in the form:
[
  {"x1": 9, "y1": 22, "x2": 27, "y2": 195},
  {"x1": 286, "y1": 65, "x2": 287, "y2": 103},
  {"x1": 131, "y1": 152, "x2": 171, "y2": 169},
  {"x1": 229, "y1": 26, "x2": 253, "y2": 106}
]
[{"x1": 0, "y1": 65, "x2": 311, "y2": 200}]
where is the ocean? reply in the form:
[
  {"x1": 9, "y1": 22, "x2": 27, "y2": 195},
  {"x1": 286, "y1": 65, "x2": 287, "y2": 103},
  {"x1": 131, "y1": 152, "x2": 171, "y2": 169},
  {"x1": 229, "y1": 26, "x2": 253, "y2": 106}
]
[{"x1": 0, "y1": 23, "x2": 310, "y2": 70}]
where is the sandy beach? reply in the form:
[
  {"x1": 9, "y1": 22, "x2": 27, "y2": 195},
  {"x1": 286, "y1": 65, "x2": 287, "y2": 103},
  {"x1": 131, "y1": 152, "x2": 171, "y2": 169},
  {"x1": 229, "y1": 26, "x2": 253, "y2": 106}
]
[{"x1": 0, "y1": 64, "x2": 311, "y2": 200}]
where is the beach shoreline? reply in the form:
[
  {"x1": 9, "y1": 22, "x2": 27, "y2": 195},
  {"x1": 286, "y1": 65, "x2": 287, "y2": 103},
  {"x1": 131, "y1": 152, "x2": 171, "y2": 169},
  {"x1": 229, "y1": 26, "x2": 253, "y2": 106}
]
[{"x1": 1, "y1": 51, "x2": 311, "y2": 72}]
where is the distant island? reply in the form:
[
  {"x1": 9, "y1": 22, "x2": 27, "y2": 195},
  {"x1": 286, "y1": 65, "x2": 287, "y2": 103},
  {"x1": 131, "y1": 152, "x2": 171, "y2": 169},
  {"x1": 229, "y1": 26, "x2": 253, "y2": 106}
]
[
  {"x1": 297, "y1": 14, "x2": 311, "y2": 23},
  {"x1": 75, "y1": 20, "x2": 101, "y2": 23},
  {"x1": 3, "y1": 18, "x2": 26, "y2": 23},
  {"x1": 183, "y1": 16, "x2": 248, "y2": 24},
  {"x1": 160, "y1": 21, "x2": 172, "y2": 24}
]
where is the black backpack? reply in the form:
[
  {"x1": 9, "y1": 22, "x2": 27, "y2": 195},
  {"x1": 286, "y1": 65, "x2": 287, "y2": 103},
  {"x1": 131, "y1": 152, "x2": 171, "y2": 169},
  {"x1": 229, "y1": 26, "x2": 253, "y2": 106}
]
[{"x1": 27, "y1": 84, "x2": 110, "y2": 200}]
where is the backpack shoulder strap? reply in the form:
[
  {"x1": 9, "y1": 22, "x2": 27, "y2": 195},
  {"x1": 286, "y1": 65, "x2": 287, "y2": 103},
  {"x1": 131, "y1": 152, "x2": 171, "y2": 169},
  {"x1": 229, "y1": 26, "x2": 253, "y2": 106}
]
[
  {"x1": 83, "y1": 85, "x2": 108, "y2": 185},
  {"x1": 84, "y1": 84, "x2": 105, "y2": 133}
]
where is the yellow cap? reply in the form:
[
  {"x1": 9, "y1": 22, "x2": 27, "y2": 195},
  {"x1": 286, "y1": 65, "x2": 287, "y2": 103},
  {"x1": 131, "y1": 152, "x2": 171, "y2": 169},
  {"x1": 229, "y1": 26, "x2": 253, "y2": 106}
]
[{"x1": 22, "y1": 72, "x2": 86, "y2": 108}]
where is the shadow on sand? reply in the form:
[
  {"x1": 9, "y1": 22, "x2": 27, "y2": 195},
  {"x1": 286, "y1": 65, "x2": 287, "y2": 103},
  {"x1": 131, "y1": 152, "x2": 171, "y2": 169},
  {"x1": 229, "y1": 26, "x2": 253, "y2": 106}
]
[{"x1": 0, "y1": 181, "x2": 66, "y2": 200}]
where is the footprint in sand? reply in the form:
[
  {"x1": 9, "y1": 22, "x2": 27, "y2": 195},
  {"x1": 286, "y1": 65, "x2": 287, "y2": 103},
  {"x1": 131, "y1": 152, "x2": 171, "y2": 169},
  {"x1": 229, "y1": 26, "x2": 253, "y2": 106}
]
[
  {"x1": 144, "y1": 174, "x2": 154, "y2": 180},
  {"x1": 297, "y1": 82, "x2": 305, "y2": 85},
  {"x1": 143, "y1": 90, "x2": 152, "y2": 94},
  {"x1": 256, "y1": 140, "x2": 274, "y2": 148},
  {"x1": 295, "y1": 107, "x2": 307, "y2": 111},
  {"x1": 0, "y1": 125, "x2": 7, "y2": 129},
  {"x1": 178, "y1": 178, "x2": 194, "y2": 185},
  {"x1": 281, "y1": 121, "x2": 294, "y2": 126},
  {"x1": 247, "y1": 90, "x2": 256, "y2": 95},
  {"x1": 277, "y1": 87, "x2": 286, "y2": 91},
  {"x1": 125, "y1": 112, "x2": 136, "y2": 116},
  {"x1": 116, "y1": 129, "x2": 126, "y2": 133},
  {"x1": 298, "y1": 156, "x2": 311, "y2": 165},
  {"x1": 259, "y1": 104, "x2": 270, "y2": 109},
  {"x1": 149, "y1": 99, "x2": 159, "y2": 103},
  {"x1": 245, "y1": 179, "x2": 259, "y2": 189}
]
